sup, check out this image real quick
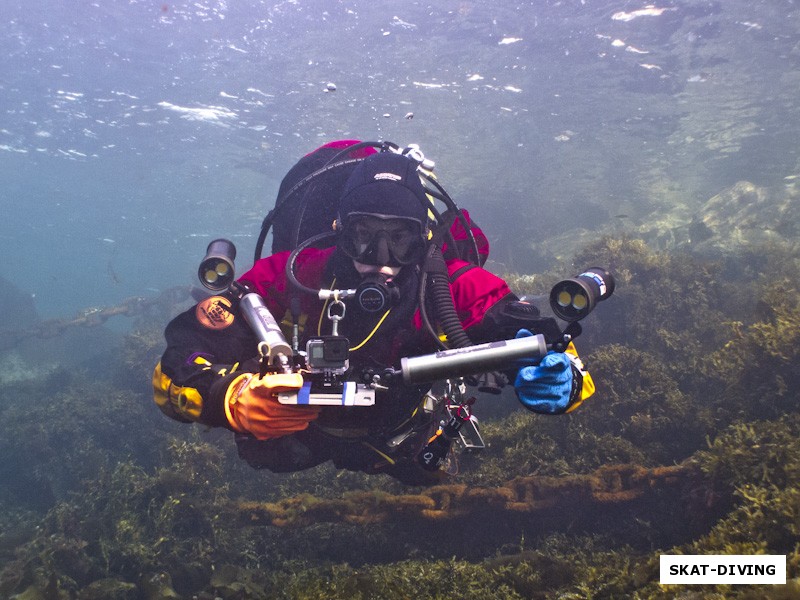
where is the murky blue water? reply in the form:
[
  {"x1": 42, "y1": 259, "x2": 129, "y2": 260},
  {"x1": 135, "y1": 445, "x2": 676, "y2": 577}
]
[
  {"x1": 1, "y1": 0, "x2": 798, "y2": 320},
  {"x1": 1, "y1": 3, "x2": 799, "y2": 596}
]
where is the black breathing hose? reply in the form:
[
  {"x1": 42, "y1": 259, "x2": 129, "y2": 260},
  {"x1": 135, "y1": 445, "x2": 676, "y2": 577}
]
[
  {"x1": 274, "y1": 142, "x2": 477, "y2": 352},
  {"x1": 420, "y1": 174, "x2": 481, "y2": 266},
  {"x1": 419, "y1": 245, "x2": 473, "y2": 349},
  {"x1": 285, "y1": 231, "x2": 337, "y2": 297}
]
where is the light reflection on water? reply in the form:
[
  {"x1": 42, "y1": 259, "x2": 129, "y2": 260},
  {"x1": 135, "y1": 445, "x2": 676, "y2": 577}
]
[{"x1": 0, "y1": 0, "x2": 798, "y2": 318}]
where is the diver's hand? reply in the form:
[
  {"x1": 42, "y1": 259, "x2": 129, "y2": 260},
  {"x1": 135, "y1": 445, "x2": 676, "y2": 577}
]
[
  {"x1": 514, "y1": 328, "x2": 546, "y2": 369},
  {"x1": 224, "y1": 373, "x2": 320, "y2": 440},
  {"x1": 514, "y1": 350, "x2": 579, "y2": 415}
]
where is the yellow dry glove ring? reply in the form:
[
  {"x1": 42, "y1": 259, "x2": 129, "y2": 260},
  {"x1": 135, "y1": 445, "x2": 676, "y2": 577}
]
[
  {"x1": 224, "y1": 373, "x2": 254, "y2": 431},
  {"x1": 564, "y1": 342, "x2": 594, "y2": 413}
]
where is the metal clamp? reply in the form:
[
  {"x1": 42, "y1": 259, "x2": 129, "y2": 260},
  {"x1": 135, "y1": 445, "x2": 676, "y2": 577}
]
[
  {"x1": 403, "y1": 144, "x2": 435, "y2": 171},
  {"x1": 327, "y1": 297, "x2": 346, "y2": 337}
]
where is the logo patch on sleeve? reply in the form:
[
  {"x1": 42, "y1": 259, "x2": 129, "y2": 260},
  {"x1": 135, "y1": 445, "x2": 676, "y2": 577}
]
[{"x1": 196, "y1": 296, "x2": 234, "y2": 329}]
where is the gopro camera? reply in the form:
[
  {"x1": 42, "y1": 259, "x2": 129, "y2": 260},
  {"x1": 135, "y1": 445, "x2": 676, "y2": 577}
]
[
  {"x1": 305, "y1": 336, "x2": 349, "y2": 372},
  {"x1": 277, "y1": 336, "x2": 375, "y2": 406}
]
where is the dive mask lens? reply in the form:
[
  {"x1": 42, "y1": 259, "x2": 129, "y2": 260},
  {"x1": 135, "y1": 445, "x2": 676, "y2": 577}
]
[{"x1": 339, "y1": 215, "x2": 424, "y2": 266}]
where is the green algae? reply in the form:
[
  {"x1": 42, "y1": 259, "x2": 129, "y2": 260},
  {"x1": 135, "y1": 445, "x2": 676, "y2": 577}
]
[{"x1": 2, "y1": 231, "x2": 799, "y2": 598}]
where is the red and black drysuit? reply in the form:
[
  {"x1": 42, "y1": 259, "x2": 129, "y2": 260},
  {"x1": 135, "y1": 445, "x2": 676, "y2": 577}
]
[{"x1": 154, "y1": 246, "x2": 562, "y2": 484}]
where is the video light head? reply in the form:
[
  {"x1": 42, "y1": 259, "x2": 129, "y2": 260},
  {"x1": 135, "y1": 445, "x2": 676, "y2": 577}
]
[
  {"x1": 549, "y1": 267, "x2": 615, "y2": 322},
  {"x1": 198, "y1": 238, "x2": 237, "y2": 291}
]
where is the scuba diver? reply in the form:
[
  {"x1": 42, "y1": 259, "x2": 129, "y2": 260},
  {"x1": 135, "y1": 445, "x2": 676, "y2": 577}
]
[{"x1": 153, "y1": 142, "x2": 596, "y2": 485}]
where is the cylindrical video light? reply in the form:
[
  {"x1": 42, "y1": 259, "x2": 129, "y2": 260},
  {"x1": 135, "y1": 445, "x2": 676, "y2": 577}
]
[
  {"x1": 239, "y1": 293, "x2": 293, "y2": 363},
  {"x1": 549, "y1": 267, "x2": 615, "y2": 322},
  {"x1": 198, "y1": 239, "x2": 237, "y2": 291},
  {"x1": 400, "y1": 333, "x2": 548, "y2": 385}
]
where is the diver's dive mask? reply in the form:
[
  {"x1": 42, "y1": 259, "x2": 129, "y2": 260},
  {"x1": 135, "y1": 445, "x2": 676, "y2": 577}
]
[{"x1": 338, "y1": 213, "x2": 426, "y2": 267}]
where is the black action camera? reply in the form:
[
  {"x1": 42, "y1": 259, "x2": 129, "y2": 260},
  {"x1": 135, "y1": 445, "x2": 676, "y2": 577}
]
[{"x1": 306, "y1": 336, "x2": 350, "y2": 372}]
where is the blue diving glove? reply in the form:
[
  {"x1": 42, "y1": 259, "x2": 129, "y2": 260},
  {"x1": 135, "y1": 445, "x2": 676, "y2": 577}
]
[{"x1": 514, "y1": 329, "x2": 578, "y2": 415}]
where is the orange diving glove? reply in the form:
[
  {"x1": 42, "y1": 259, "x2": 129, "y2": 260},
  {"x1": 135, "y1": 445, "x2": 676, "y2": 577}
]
[{"x1": 224, "y1": 372, "x2": 320, "y2": 440}]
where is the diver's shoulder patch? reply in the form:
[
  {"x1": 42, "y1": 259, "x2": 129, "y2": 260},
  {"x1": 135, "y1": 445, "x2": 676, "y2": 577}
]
[{"x1": 196, "y1": 296, "x2": 234, "y2": 329}]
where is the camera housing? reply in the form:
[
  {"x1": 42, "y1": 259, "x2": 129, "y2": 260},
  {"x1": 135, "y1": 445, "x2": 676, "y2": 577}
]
[
  {"x1": 306, "y1": 336, "x2": 350, "y2": 372},
  {"x1": 277, "y1": 336, "x2": 376, "y2": 406}
]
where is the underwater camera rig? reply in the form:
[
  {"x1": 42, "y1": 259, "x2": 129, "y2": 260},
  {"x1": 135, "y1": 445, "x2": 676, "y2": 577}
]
[
  {"x1": 198, "y1": 238, "x2": 614, "y2": 469},
  {"x1": 400, "y1": 267, "x2": 614, "y2": 384}
]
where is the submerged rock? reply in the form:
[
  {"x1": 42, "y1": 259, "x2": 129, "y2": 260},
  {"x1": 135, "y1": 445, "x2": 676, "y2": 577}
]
[
  {"x1": 76, "y1": 578, "x2": 137, "y2": 600},
  {"x1": 599, "y1": 180, "x2": 800, "y2": 261},
  {"x1": 140, "y1": 573, "x2": 181, "y2": 600},
  {"x1": 689, "y1": 180, "x2": 799, "y2": 257}
]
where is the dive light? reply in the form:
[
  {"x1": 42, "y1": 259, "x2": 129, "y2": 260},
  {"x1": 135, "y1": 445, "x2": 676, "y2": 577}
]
[
  {"x1": 549, "y1": 267, "x2": 615, "y2": 322},
  {"x1": 199, "y1": 238, "x2": 237, "y2": 291},
  {"x1": 239, "y1": 293, "x2": 293, "y2": 367},
  {"x1": 197, "y1": 238, "x2": 293, "y2": 371},
  {"x1": 401, "y1": 334, "x2": 548, "y2": 385}
]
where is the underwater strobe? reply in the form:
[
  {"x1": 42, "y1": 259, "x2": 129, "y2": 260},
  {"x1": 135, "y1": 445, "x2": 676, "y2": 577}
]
[
  {"x1": 549, "y1": 267, "x2": 615, "y2": 322},
  {"x1": 199, "y1": 239, "x2": 237, "y2": 291}
]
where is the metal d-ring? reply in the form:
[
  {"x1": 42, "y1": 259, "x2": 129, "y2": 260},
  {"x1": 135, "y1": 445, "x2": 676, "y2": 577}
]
[{"x1": 327, "y1": 296, "x2": 346, "y2": 336}]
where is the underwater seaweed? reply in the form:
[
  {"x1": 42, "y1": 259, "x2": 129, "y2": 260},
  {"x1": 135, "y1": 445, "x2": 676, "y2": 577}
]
[
  {"x1": 704, "y1": 278, "x2": 800, "y2": 423},
  {"x1": 3, "y1": 232, "x2": 800, "y2": 599}
]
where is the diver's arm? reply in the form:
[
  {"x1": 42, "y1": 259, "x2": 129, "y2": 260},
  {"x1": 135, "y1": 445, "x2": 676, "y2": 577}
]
[
  {"x1": 153, "y1": 294, "x2": 260, "y2": 428},
  {"x1": 449, "y1": 265, "x2": 594, "y2": 411},
  {"x1": 445, "y1": 261, "x2": 554, "y2": 342},
  {"x1": 153, "y1": 250, "x2": 304, "y2": 428}
]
